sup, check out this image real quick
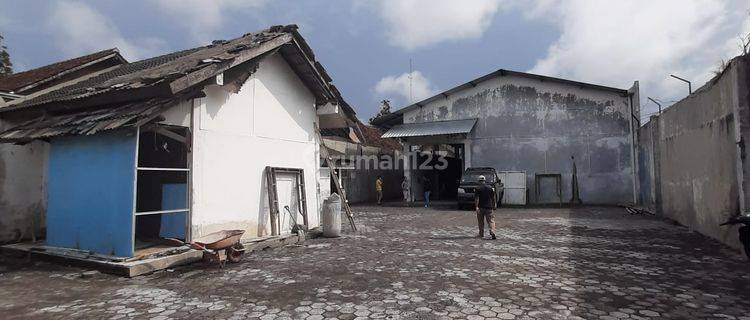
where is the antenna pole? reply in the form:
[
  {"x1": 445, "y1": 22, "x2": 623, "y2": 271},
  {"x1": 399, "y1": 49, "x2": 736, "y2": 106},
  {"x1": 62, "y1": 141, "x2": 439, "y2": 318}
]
[{"x1": 409, "y1": 58, "x2": 413, "y2": 103}]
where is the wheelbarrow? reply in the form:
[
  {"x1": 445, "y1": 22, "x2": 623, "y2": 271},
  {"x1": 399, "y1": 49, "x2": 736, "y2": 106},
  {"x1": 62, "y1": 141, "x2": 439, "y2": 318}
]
[{"x1": 188, "y1": 230, "x2": 246, "y2": 267}]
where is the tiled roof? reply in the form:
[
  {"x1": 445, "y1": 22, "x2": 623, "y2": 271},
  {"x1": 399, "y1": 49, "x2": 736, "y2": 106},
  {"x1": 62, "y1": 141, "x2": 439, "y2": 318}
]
[
  {"x1": 0, "y1": 49, "x2": 121, "y2": 93},
  {"x1": 2, "y1": 25, "x2": 345, "y2": 113},
  {"x1": 11, "y1": 46, "x2": 204, "y2": 108},
  {"x1": 358, "y1": 121, "x2": 401, "y2": 151}
]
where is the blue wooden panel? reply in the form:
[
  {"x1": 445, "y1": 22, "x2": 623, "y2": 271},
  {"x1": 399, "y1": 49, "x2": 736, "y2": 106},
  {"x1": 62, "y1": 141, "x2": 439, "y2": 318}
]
[
  {"x1": 159, "y1": 183, "x2": 187, "y2": 239},
  {"x1": 47, "y1": 129, "x2": 137, "y2": 257}
]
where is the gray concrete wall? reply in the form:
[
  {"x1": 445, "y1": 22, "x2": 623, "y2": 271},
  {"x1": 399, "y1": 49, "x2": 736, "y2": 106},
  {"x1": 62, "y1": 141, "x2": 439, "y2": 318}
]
[
  {"x1": 638, "y1": 56, "x2": 749, "y2": 249},
  {"x1": 403, "y1": 74, "x2": 636, "y2": 204},
  {"x1": 340, "y1": 167, "x2": 404, "y2": 204},
  {"x1": 0, "y1": 119, "x2": 48, "y2": 243},
  {"x1": 636, "y1": 118, "x2": 656, "y2": 211}
]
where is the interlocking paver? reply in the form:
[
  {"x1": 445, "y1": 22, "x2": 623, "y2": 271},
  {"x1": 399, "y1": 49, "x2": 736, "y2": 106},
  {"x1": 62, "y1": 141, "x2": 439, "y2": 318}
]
[{"x1": 0, "y1": 205, "x2": 749, "y2": 319}]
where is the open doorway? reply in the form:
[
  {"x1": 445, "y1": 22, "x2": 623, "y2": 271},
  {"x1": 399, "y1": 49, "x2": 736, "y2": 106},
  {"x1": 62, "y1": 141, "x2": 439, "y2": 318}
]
[
  {"x1": 415, "y1": 144, "x2": 464, "y2": 201},
  {"x1": 133, "y1": 125, "x2": 190, "y2": 256}
]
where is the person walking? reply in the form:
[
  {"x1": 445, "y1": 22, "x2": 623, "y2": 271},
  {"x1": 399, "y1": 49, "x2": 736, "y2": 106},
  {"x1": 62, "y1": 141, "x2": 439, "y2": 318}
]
[
  {"x1": 401, "y1": 176, "x2": 410, "y2": 205},
  {"x1": 375, "y1": 176, "x2": 384, "y2": 205},
  {"x1": 422, "y1": 176, "x2": 431, "y2": 208},
  {"x1": 475, "y1": 175, "x2": 497, "y2": 240}
]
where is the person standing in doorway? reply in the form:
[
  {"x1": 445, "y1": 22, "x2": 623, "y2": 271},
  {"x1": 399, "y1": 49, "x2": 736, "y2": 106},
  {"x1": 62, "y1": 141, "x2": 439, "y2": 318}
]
[
  {"x1": 401, "y1": 176, "x2": 410, "y2": 206},
  {"x1": 475, "y1": 175, "x2": 497, "y2": 240},
  {"x1": 422, "y1": 176, "x2": 431, "y2": 208},
  {"x1": 375, "y1": 176, "x2": 384, "y2": 205}
]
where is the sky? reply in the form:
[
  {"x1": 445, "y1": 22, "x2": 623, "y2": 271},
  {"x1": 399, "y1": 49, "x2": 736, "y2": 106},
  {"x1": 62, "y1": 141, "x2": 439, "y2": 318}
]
[{"x1": 1, "y1": 0, "x2": 749, "y2": 123}]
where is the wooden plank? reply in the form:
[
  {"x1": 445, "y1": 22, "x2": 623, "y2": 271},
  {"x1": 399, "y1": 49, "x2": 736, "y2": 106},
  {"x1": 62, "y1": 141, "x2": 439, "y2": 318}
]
[{"x1": 265, "y1": 166, "x2": 279, "y2": 236}]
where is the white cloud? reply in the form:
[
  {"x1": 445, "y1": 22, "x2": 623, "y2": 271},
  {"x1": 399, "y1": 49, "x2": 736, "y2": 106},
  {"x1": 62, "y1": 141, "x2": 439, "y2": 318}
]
[
  {"x1": 524, "y1": 0, "x2": 750, "y2": 120},
  {"x1": 152, "y1": 0, "x2": 267, "y2": 44},
  {"x1": 377, "y1": 0, "x2": 505, "y2": 51},
  {"x1": 375, "y1": 71, "x2": 437, "y2": 104},
  {"x1": 48, "y1": 1, "x2": 166, "y2": 61}
]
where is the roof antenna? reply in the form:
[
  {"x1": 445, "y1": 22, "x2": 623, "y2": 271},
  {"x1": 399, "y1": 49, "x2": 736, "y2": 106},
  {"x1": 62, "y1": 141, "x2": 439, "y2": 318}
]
[{"x1": 409, "y1": 58, "x2": 413, "y2": 103}]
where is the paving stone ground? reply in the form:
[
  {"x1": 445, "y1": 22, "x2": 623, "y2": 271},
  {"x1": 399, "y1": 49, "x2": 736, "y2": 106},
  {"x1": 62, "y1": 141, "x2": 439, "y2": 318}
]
[{"x1": 1, "y1": 205, "x2": 749, "y2": 320}]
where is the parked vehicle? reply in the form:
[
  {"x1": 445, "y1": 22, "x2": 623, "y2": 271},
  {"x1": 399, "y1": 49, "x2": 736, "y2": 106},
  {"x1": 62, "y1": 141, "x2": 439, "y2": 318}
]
[
  {"x1": 457, "y1": 167, "x2": 503, "y2": 209},
  {"x1": 720, "y1": 215, "x2": 750, "y2": 262}
]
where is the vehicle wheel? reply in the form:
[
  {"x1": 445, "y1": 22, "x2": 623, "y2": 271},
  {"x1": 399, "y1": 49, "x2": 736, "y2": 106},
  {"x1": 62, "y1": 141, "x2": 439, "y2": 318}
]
[{"x1": 227, "y1": 243, "x2": 245, "y2": 263}]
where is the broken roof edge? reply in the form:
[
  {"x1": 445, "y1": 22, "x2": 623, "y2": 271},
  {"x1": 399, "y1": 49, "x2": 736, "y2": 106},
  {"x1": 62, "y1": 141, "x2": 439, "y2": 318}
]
[
  {"x1": 1, "y1": 25, "x2": 358, "y2": 123},
  {"x1": 0, "y1": 48, "x2": 126, "y2": 94},
  {"x1": 371, "y1": 69, "x2": 631, "y2": 127},
  {"x1": 0, "y1": 93, "x2": 199, "y2": 144}
]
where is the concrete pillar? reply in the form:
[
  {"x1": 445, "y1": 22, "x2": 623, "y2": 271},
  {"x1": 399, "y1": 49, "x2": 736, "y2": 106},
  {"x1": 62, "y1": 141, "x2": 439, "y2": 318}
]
[{"x1": 463, "y1": 139, "x2": 472, "y2": 169}]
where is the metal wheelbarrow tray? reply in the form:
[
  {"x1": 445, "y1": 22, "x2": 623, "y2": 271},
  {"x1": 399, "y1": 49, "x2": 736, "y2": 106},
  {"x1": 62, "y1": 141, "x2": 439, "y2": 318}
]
[{"x1": 190, "y1": 230, "x2": 246, "y2": 266}]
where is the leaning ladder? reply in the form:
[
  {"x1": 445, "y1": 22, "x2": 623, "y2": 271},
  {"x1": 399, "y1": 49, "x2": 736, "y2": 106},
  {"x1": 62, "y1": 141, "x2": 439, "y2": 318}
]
[{"x1": 314, "y1": 125, "x2": 357, "y2": 232}]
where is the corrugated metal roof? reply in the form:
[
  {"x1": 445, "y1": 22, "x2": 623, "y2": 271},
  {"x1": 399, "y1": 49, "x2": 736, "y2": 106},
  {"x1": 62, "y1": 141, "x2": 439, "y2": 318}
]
[{"x1": 381, "y1": 119, "x2": 477, "y2": 138}]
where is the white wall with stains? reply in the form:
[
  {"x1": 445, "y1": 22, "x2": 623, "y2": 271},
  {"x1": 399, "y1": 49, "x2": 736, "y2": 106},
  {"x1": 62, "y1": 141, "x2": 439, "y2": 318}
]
[
  {"x1": 189, "y1": 53, "x2": 321, "y2": 240},
  {"x1": 0, "y1": 133, "x2": 47, "y2": 242}
]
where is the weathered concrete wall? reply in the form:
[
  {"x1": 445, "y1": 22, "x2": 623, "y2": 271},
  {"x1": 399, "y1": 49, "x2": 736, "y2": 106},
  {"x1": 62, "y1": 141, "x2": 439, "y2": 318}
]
[
  {"x1": 640, "y1": 56, "x2": 749, "y2": 249},
  {"x1": 0, "y1": 119, "x2": 47, "y2": 243},
  {"x1": 636, "y1": 118, "x2": 656, "y2": 211},
  {"x1": 403, "y1": 74, "x2": 636, "y2": 204},
  {"x1": 322, "y1": 138, "x2": 404, "y2": 203},
  {"x1": 340, "y1": 167, "x2": 404, "y2": 204}
]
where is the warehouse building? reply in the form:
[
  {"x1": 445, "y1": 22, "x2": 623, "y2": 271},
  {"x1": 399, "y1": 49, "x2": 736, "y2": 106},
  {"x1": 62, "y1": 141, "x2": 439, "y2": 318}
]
[{"x1": 372, "y1": 69, "x2": 640, "y2": 205}]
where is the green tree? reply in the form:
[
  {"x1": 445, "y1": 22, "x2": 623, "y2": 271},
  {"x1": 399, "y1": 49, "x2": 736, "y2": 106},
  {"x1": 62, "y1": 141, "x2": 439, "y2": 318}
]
[
  {"x1": 369, "y1": 99, "x2": 391, "y2": 124},
  {"x1": 0, "y1": 34, "x2": 12, "y2": 77}
]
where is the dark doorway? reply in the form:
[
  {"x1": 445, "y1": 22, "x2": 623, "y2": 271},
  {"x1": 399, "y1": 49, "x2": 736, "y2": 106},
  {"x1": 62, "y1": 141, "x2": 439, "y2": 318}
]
[{"x1": 416, "y1": 144, "x2": 463, "y2": 200}]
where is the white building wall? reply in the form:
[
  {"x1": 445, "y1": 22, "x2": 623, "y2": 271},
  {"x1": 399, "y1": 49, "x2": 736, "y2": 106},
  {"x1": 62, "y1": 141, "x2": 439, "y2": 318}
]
[
  {"x1": 190, "y1": 54, "x2": 321, "y2": 240},
  {"x1": 0, "y1": 119, "x2": 47, "y2": 242}
]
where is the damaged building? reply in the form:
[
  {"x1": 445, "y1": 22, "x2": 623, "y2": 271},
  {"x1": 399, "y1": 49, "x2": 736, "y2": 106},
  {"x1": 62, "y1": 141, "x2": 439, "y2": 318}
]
[
  {"x1": 0, "y1": 49, "x2": 128, "y2": 243},
  {"x1": 0, "y1": 25, "x2": 357, "y2": 258},
  {"x1": 372, "y1": 70, "x2": 640, "y2": 205}
]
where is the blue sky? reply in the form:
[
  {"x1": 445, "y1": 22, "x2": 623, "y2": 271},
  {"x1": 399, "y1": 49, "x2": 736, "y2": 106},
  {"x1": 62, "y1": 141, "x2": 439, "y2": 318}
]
[{"x1": 1, "y1": 0, "x2": 749, "y2": 122}]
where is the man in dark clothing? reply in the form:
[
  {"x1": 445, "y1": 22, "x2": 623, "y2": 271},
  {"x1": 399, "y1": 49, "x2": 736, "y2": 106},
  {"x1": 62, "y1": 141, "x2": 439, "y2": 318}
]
[
  {"x1": 422, "y1": 176, "x2": 431, "y2": 208},
  {"x1": 474, "y1": 175, "x2": 497, "y2": 240}
]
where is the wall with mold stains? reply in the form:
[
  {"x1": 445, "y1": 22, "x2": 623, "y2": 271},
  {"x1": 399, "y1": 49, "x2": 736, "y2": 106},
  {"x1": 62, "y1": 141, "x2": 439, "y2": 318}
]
[
  {"x1": 639, "y1": 55, "x2": 750, "y2": 250},
  {"x1": 402, "y1": 74, "x2": 636, "y2": 204},
  {"x1": 0, "y1": 120, "x2": 47, "y2": 243}
]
